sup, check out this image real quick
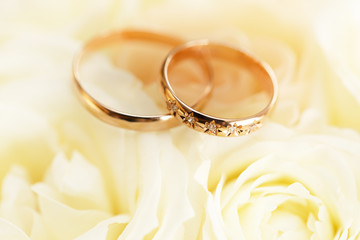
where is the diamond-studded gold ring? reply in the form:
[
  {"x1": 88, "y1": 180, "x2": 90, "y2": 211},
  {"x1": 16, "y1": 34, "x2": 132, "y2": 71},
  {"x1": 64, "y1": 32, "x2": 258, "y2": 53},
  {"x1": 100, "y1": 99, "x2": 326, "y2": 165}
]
[
  {"x1": 72, "y1": 30, "x2": 213, "y2": 131},
  {"x1": 161, "y1": 40, "x2": 278, "y2": 137}
]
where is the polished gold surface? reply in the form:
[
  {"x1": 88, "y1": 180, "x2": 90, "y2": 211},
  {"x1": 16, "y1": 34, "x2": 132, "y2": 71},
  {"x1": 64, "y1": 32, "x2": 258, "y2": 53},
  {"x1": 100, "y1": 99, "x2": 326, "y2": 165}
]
[
  {"x1": 161, "y1": 40, "x2": 278, "y2": 137},
  {"x1": 72, "y1": 30, "x2": 212, "y2": 131}
]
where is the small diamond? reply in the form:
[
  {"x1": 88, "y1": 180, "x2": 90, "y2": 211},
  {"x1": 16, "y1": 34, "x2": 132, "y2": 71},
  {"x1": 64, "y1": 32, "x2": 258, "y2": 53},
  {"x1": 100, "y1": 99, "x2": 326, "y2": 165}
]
[
  {"x1": 170, "y1": 103, "x2": 178, "y2": 113},
  {"x1": 247, "y1": 122, "x2": 259, "y2": 134},
  {"x1": 184, "y1": 113, "x2": 197, "y2": 128},
  {"x1": 205, "y1": 120, "x2": 218, "y2": 135},
  {"x1": 187, "y1": 116, "x2": 194, "y2": 123},
  {"x1": 227, "y1": 124, "x2": 239, "y2": 136},
  {"x1": 166, "y1": 100, "x2": 178, "y2": 115}
]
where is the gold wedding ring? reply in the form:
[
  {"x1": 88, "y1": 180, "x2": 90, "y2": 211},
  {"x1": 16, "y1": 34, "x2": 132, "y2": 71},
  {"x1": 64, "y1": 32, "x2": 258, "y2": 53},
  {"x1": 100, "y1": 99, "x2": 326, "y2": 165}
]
[
  {"x1": 72, "y1": 30, "x2": 212, "y2": 131},
  {"x1": 161, "y1": 40, "x2": 278, "y2": 137}
]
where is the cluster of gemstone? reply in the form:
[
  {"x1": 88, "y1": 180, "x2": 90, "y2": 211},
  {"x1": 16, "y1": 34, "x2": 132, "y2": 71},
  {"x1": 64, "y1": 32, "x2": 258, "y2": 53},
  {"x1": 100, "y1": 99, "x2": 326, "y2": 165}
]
[{"x1": 166, "y1": 99, "x2": 261, "y2": 137}]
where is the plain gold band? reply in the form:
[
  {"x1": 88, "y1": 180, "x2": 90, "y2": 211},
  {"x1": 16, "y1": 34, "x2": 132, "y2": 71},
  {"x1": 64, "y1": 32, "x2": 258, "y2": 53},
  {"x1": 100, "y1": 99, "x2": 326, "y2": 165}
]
[
  {"x1": 161, "y1": 40, "x2": 278, "y2": 137},
  {"x1": 72, "y1": 30, "x2": 212, "y2": 131}
]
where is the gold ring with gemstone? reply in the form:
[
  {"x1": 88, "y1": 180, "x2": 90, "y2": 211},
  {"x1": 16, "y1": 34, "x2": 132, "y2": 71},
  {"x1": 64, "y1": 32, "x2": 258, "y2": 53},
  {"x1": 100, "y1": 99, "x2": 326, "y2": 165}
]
[{"x1": 161, "y1": 40, "x2": 278, "y2": 137}]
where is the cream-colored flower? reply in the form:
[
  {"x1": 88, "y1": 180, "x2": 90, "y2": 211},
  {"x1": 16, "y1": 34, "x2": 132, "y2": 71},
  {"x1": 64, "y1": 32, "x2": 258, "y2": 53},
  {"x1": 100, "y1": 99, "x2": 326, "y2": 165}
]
[
  {"x1": 195, "y1": 111, "x2": 360, "y2": 239},
  {"x1": 0, "y1": 0, "x2": 360, "y2": 239}
]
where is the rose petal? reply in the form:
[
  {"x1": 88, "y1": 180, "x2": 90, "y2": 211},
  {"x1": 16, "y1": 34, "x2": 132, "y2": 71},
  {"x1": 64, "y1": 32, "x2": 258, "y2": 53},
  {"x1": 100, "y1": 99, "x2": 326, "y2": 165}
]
[
  {"x1": 117, "y1": 134, "x2": 163, "y2": 239},
  {"x1": 0, "y1": 166, "x2": 35, "y2": 235},
  {"x1": 32, "y1": 184, "x2": 110, "y2": 239},
  {"x1": 0, "y1": 218, "x2": 30, "y2": 240},
  {"x1": 0, "y1": 104, "x2": 56, "y2": 184},
  {"x1": 45, "y1": 152, "x2": 111, "y2": 212},
  {"x1": 152, "y1": 137, "x2": 194, "y2": 239},
  {"x1": 75, "y1": 215, "x2": 130, "y2": 240}
]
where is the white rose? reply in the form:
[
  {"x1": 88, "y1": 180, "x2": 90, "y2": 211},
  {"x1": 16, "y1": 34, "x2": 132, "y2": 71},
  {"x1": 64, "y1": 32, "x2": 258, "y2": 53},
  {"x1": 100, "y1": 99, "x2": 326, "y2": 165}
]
[{"x1": 196, "y1": 111, "x2": 360, "y2": 239}]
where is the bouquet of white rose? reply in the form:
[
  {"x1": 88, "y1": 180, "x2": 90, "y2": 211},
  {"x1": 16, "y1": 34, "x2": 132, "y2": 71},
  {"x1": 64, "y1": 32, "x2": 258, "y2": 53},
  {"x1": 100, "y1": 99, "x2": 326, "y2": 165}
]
[{"x1": 0, "y1": 0, "x2": 360, "y2": 239}]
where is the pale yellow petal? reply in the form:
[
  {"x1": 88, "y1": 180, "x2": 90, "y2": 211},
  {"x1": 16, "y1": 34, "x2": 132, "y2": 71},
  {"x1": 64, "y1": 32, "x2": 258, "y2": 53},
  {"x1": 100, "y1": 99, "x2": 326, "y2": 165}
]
[
  {"x1": 0, "y1": 104, "x2": 56, "y2": 185},
  {"x1": 32, "y1": 184, "x2": 110, "y2": 240},
  {"x1": 45, "y1": 152, "x2": 111, "y2": 212},
  {"x1": 75, "y1": 215, "x2": 130, "y2": 240}
]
